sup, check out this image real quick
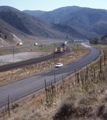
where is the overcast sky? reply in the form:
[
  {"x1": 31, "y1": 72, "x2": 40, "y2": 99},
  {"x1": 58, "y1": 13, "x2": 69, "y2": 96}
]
[{"x1": 0, "y1": 0, "x2": 107, "y2": 11}]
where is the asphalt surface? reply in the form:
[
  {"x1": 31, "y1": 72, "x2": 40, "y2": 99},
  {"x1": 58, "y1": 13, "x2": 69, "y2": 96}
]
[
  {"x1": 0, "y1": 43, "x2": 70, "y2": 72},
  {"x1": 0, "y1": 44, "x2": 101, "y2": 108},
  {"x1": 0, "y1": 51, "x2": 67, "y2": 72}
]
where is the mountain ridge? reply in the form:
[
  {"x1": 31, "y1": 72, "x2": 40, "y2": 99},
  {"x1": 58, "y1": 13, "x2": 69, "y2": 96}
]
[
  {"x1": 24, "y1": 6, "x2": 107, "y2": 35},
  {"x1": 0, "y1": 6, "x2": 102, "y2": 46}
]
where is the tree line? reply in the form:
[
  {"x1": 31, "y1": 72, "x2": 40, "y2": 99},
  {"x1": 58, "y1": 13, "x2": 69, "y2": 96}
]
[{"x1": 89, "y1": 34, "x2": 107, "y2": 44}]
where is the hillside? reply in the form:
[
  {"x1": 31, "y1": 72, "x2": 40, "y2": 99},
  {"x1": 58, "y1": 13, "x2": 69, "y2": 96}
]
[
  {"x1": 0, "y1": 6, "x2": 101, "y2": 46},
  {"x1": 0, "y1": 26, "x2": 23, "y2": 46},
  {"x1": 23, "y1": 6, "x2": 81, "y2": 24},
  {"x1": 100, "y1": 34, "x2": 107, "y2": 44},
  {"x1": 0, "y1": 27, "x2": 13, "y2": 46},
  {"x1": 0, "y1": 6, "x2": 64, "y2": 39},
  {"x1": 0, "y1": 6, "x2": 66, "y2": 45},
  {"x1": 87, "y1": 21, "x2": 107, "y2": 35},
  {"x1": 0, "y1": 6, "x2": 20, "y2": 12},
  {"x1": 0, "y1": 17, "x2": 24, "y2": 46},
  {"x1": 51, "y1": 23, "x2": 100, "y2": 39},
  {"x1": 26, "y1": 6, "x2": 107, "y2": 35},
  {"x1": 23, "y1": 10, "x2": 46, "y2": 18}
]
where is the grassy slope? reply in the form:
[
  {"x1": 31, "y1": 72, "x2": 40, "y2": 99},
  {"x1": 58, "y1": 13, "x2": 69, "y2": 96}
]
[
  {"x1": 1, "y1": 44, "x2": 107, "y2": 120},
  {"x1": 0, "y1": 43, "x2": 90, "y2": 120}
]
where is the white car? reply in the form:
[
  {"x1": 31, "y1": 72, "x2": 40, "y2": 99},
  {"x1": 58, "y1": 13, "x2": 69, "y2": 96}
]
[
  {"x1": 17, "y1": 43, "x2": 23, "y2": 46},
  {"x1": 34, "y1": 43, "x2": 38, "y2": 46},
  {"x1": 55, "y1": 63, "x2": 63, "y2": 68}
]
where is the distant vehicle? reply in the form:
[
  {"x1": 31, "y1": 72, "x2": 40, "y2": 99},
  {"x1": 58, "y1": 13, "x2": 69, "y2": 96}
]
[
  {"x1": 34, "y1": 43, "x2": 38, "y2": 46},
  {"x1": 17, "y1": 43, "x2": 23, "y2": 46},
  {"x1": 64, "y1": 41, "x2": 67, "y2": 45},
  {"x1": 56, "y1": 47, "x2": 63, "y2": 52},
  {"x1": 55, "y1": 63, "x2": 63, "y2": 68},
  {"x1": 55, "y1": 46, "x2": 67, "y2": 53}
]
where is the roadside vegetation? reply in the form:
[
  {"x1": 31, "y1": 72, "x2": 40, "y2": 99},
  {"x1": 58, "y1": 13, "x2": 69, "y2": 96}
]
[
  {"x1": 3, "y1": 43, "x2": 107, "y2": 120},
  {"x1": 0, "y1": 43, "x2": 60, "y2": 56},
  {"x1": 0, "y1": 43, "x2": 90, "y2": 120},
  {"x1": 0, "y1": 43, "x2": 60, "y2": 66},
  {"x1": 0, "y1": 43, "x2": 88, "y2": 86},
  {"x1": 3, "y1": 44, "x2": 107, "y2": 120},
  {"x1": 89, "y1": 34, "x2": 107, "y2": 45}
]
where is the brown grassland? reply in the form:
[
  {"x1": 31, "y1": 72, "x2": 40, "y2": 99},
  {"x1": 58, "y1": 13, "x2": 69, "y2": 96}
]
[
  {"x1": 2, "y1": 43, "x2": 107, "y2": 120},
  {"x1": 0, "y1": 43, "x2": 88, "y2": 86}
]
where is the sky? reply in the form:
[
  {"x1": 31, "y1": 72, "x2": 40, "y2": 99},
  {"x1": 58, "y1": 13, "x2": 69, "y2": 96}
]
[{"x1": 0, "y1": 0, "x2": 107, "y2": 11}]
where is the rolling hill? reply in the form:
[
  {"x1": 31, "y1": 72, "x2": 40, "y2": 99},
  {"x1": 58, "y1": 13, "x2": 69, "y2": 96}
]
[
  {"x1": 0, "y1": 6, "x2": 101, "y2": 46},
  {"x1": 24, "y1": 6, "x2": 107, "y2": 36},
  {"x1": 51, "y1": 23, "x2": 100, "y2": 39},
  {"x1": 23, "y1": 10, "x2": 46, "y2": 18}
]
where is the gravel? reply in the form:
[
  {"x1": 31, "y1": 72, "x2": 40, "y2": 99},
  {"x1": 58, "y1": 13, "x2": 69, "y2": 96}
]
[{"x1": 0, "y1": 52, "x2": 42, "y2": 65}]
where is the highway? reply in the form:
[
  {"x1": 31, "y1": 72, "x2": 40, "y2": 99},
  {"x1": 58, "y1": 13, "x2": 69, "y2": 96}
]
[
  {"x1": 0, "y1": 42, "x2": 67, "y2": 72},
  {"x1": 0, "y1": 51, "x2": 67, "y2": 72},
  {"x1": 0, "y1": 44, "x2": 101, "y2": 108}
]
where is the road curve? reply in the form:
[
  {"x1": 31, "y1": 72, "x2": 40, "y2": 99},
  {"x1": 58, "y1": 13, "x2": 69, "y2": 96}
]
[
  {"x1": 0, "y1": 44, "x2": 101, "y2": 107},
  {"x1": 0, "y1": 51, "x2": 67, "y2": 72},
  {"x1": 0, "y1": 44, "x2": 70, "y2": 72}
]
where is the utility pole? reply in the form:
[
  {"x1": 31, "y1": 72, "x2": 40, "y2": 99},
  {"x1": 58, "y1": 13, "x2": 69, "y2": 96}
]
[
  {"x1": 53, "y1": 49, "x2": 55, "y2": 60},
  {"x1": 13, "y1": 46, "x2": 14, "y2": 58}
]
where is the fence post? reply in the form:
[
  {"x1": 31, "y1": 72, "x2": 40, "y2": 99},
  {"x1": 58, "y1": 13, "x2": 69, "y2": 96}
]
[
  {"x1": 54, "y1": 73, "x2": 56, "y2": 83},
  {"x1": 44, "y1": 79, "x2": 48, "y2": 103},
  {"x1": 100, "y1": 57, "x2": 102, "y2": 73},
  {"x1": 8, "y1": 95, "x2": 10, "y2": 117},
  {"x1": 13, "y1": 46, "x2": 14, "y2": 58}
]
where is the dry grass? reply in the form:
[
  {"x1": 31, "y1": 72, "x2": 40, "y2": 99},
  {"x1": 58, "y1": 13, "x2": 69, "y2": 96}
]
[
  {"x1": 0, "y1": 43, "x2": 60, "y2": 56},
  {"x1": 0, "y1": 43, "x2": 92, "y2": 120},
  {"x1": 0, "y1": 43, "x2": 89, "y2": 86},
  {"x1": 1, "y1": 64, "x2": 107, "y2": 120}
]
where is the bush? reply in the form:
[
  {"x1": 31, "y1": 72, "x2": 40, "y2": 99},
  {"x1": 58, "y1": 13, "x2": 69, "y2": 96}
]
[{"x1": 12, "y1": 103, "x2": 19, "y2": 108}]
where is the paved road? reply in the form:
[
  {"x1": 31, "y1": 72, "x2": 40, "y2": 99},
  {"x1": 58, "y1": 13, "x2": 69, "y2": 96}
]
[
  {"x1": 0, "y1": 44, "x2": 101, "y2": 107},
  {"x1": 0, "y1": 50, "x2": 68, "y2": 72},
  {"x1": 0, "y1": 42, "x2": 70, "y2": 72},
  {"x1": 0, "y1": 40, "x2": 64, "y2": 50}
]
